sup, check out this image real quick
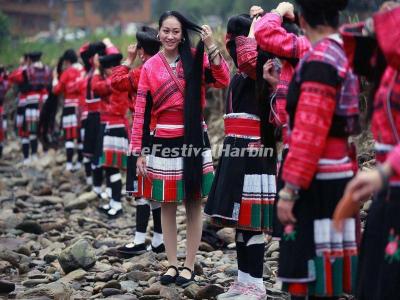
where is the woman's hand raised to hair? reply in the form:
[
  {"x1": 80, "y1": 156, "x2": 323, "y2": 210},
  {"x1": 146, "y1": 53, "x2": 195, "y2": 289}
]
[
  {"x1": 250, "y1": 5, "x2": 264, "y2": 18},
  {"x1": 201, "y1": 25, "x2": 214, "y2": 49},
  {"x1": 93, "y1": 54, "x2": 100, "y2": 70},
  {"x1": 263, "y1": 59, "x2": 279, "y2": 91},
  {"x1": 126, "y1": 44, "x2": 138, "y2": 66},
  {"x1": 274, "y1": 2, "x2": 295, "y2": 20}
]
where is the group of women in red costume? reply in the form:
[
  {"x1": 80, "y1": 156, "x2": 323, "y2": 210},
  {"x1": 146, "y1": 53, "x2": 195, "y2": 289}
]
[{"x1": 1, "y1": 1, "x2": 400, "y2": 299}]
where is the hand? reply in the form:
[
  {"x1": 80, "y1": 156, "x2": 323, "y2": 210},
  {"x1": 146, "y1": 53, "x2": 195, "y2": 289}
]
[
  {"x1": 277, "y1": 196, "x2": 297, "y2": 225},
  {"x1": 93, "y1": 54, "x2": 100, "y2": 69},
  {"x1": 136, "y1": 155, "x2": 147, "y2": 177},
  {"x1": 103, "y1": 37, "x2": 113, "y2": 48},
  {"x1": 275, "y1": 2, "x2": 295, "y2": 20},
  {"x1": 343, "y1": 165, "x2": 391, "y2": 203},
  {"x1": 380, "y1": 1, "x2": 400, "y2": 12},
  {"x1": 201, "y1": 25, "x2": 214, "y2": 48},
  {"x1": 263, "y1": 59, "x2": 279, "y2": 90},
  {"x1": 126, "y1": 44, "x2": 138, "y2": 65},
  {"x1": 250, "y1": 5, "x2": 264, "y2": 18}
]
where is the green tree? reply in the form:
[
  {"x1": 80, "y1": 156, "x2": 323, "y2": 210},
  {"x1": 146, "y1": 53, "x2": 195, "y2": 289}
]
[
  {"x1": 0, "y1": 11, "x2": 10, "y2": 44},
  {"x1": 92, "y1": 0, "x2": 120, "y2": 21}
]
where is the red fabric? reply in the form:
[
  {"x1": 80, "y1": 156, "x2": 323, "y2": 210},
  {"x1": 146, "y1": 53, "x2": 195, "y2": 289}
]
[
  {"x1": 224, "y1": 118, "x2": 260, "y2": 137},
  {"x1": 374, "y1": 6, "x2": 400, "y2": 70},
  {"x1": 129, "y1": 51, "x2": 230, "y2": 154},
  {"x1": 8, "y1": 67, "x2": 25, "y2": 85},
  {"x1": 236, "y1": 36, "x2": 258, "y2": 80},
  {"x1": 53, "y1": 64, "x2": 84, "y2": 106},
  {"x1": 388, "y1": 144, "x2": 400, "y2": 177},
  {"x1": 106, "y1": 45, "x2": 120, "y2": 55},
  {"x1": 282, "y1": 82, "x2": 337, "y2": 189},
  {"x1": 92, "y1": 74, "x2": 130, "y2": 127},
  {"x1": 110, "y1": 65, "x2": 142, "y2": 110},
  {"x1": 254, "y1": 13, "x2": 310, "y2": 60},
  {"x1": 372, "y1": 68, "x2": 400, "y2": 145},
  {"x1": 254, "y1": 13, "x2": 311, "y2": 144}
]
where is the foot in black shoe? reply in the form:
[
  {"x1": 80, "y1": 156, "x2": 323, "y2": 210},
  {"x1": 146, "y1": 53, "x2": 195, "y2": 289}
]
[
  {"x1": 151, "y1": 243, "x2": 165, "y2": 254},
  {"x1": 116, "y1": 243, "x2": 147, "y2": 258},
  {"x1": 106, "y1": 207, "x2": 123, "y2": 219},
  {"x1": 97, "y1": 203, "x2": 111, "y2": 214},
  {"x1": 160, "y1": 265, "x2": 179, "y2": 285},
  {"x1": 176, "y1": 267, "x2": 195, "y2": 287}
]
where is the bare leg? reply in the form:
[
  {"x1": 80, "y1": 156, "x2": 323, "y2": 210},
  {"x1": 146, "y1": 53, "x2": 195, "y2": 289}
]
[
  {"x1": 161, "y1": 202, "x2": 178, "y2": 276},
  {"x1": 181, "y1": 199, "x2": 203, "y2": 278}
]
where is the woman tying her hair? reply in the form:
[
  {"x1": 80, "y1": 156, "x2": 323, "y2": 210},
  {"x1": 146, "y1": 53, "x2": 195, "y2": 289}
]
[
  {"x1": 276, "y1": 0, "x2": 361, "y2": 298},
  {"x1": 339, "y1": 3, "x2": 400, "y2": 300},
  {"x1": 205, "y1": 12, "x2": 278, "y2": 300},
  {"x1": 253, "y1": 2, "x2": 310, "y2": 238},
  {"x1": 130, "y1": 11, "x2": 229, "y2": 286},
  {"x1": 111, "y1": 26, "x2": 165, "y2": 256}
]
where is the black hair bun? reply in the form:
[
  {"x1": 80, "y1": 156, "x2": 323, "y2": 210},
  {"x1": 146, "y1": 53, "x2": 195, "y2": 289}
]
[
  {"x1": 296, "y1": 0, "x2": 348, "y2": 12},
  {"x1": 227, "y1": 14, "x2": 252, "y2": 37}
]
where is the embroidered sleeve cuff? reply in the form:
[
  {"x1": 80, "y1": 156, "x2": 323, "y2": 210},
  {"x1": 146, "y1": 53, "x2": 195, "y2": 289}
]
[{"x1": 387, "y1": 145, "x2": 400, "y2": 177}]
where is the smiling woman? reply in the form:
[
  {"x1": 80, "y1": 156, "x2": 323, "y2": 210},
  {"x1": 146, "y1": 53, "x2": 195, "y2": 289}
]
[{"x1": 128, "y1": 10, "x2": 230, "y2": 288}]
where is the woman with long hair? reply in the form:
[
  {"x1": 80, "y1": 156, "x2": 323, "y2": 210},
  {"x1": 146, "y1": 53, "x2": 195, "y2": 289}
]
[
  {"x1": 111, "y1": 26, "x2": 165, "y2": 255},
  {"x1": 205, "y1": 13, "x2": 278, "y2": 300},
  {"x1": 254, "y1": 2, "x2": 311, "y2": 238},
  {"x1": 339, "y1": 4, "x2": 400, "y2": 299},
  {"x1": 275, "y1": 0, "x2": 361, "y2": 298},
  {"x1": 130, "y1": 11, "x2": 229, "y2": 286},
  {"x1": 53, "y1": 49, "x2": 85, "y2": 171}
]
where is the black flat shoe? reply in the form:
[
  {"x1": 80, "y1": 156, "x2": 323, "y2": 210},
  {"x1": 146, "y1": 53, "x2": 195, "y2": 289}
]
[
  {"x1": 175, "y1": 267, "x2": 195, "y2": 287},
  {"x1": 151, "y1": 243, "x2": 165, "y2": 254},
  {"x1": 116, "y1": 243, "x2": 147, "y2": 258},
  {"x1": 160, "y1": 265, "x2": 179, "y2": 285},
  {"x1": 97, "y1": 203, "x2": 111, "y2": 214},
  {"x1": 106, "y1": 207, "x2": 123, "y2": 219}
]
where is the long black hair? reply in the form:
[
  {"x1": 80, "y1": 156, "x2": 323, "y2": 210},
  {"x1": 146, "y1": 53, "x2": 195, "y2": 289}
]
[
  {"x1": 226, "y1": 14, "x2": 277, "y2": 155},
  {"x1": 296, "y1": 0, "x2": 348, "y2": 28},
  {"x1": 56, "y1": 49, "x2": 78, "y2": 79},
  {"x1": 136, "y1": 26, "x2": 161, "y2": 56},
  {"x1": 158, "y1": 11, "x2": 205, "y2": 200}
]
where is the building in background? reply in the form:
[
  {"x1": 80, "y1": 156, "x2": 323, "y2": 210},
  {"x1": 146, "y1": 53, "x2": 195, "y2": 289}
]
[{"x1": 0, "y1": 0, "x2": 152, "y2": 36}]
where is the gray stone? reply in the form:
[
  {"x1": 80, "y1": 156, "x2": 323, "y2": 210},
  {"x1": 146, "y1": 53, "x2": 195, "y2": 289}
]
[
  {"x1": 94, "y1": 269, "x2": 115, "y2": 281},
  {"x1": 102, "y1": 288, "x2": 123, "y2": 297},
  {"x1": 58, "y1": 239, "x2": 96, "y2": 273},
  {"x1": 127, "y1": 270, "x2": 158, "y2": 281},
  {"x1": 195, "y1": 284, "x2": 225, "y2": 300},
  {"x1": 120, "y1": 280, "x2": 139, "y2": 293},
  {"x1": 22, "y1": 278, "x2": 51, "y2": 288},
  {"x1": 184, "y1": 283, "x2": 201, "y2": 299},
  {"x1": 143, "y1": 282, "x2": 161, "y2": 295},
  {"x1": 60, "y1": 268, "x2": 87, "y2": 283},
  {"x1": 103, "y1": 280, "x2": 121, "y2": 290},
  {"x1": 16, "y1": 220, "x2": 43, "y2": 234},
  {"x1": 159, "y1": 286, "x2": 180, "y2": 300},
  {"x1": 217, "y1": 228, "x2": 235, "y2": 244},
  {"x1": 18, "y1": 281, "x2": 73, "y2": 300}
]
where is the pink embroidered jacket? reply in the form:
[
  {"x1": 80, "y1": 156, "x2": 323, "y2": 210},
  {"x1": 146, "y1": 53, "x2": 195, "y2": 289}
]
[
  {"x1": 129, "y1": 52, "x2": 230, "y2": 154},
  {"x1": 254, "y1": 13, "x2": 310, "y2": 144},
  {"x1": 375, "y1": 7, "x2": 400, "y2": 177}
]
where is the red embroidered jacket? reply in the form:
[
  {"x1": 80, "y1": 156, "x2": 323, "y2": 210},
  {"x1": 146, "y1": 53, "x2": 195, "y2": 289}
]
[
  {"x1": 111, "y1": 65, "x2": 141, "y2": 111},
  {"x1": 92, "y1": 73, "x2": 131, "y2": 128},
  {"x1": 9, "y1": 66, "x2": 29, "y2": 104},
  {"x1": 9, "y1": 63, "x2": 52, "y2": 104},
  {"x1": 130, "y1": 52, "x2": 230, "y2": 154},
  {"x1": 375, "y1": 7, "x2": 400, "y2": 177},
  {"x1": 282, "y1": 35, "x2": 360, "y2": 189},
  {"x1": 53, "y1": 63, "x2": 84, "y2": 106},
  {"x1": 254, "y1": 13, "x2": 310, "y2": 144}
]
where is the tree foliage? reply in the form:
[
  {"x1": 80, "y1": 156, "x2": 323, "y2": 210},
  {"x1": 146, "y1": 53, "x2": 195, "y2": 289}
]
[
  {"x1": 92, "y1": 0, "x2": 121, "y2": 21},
  {"x1": 0, "y1": 11, "x2": 10, "y2": 45},
  {"x1": 152, "y1": 0, "x2": 382, "y2": 21}
]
